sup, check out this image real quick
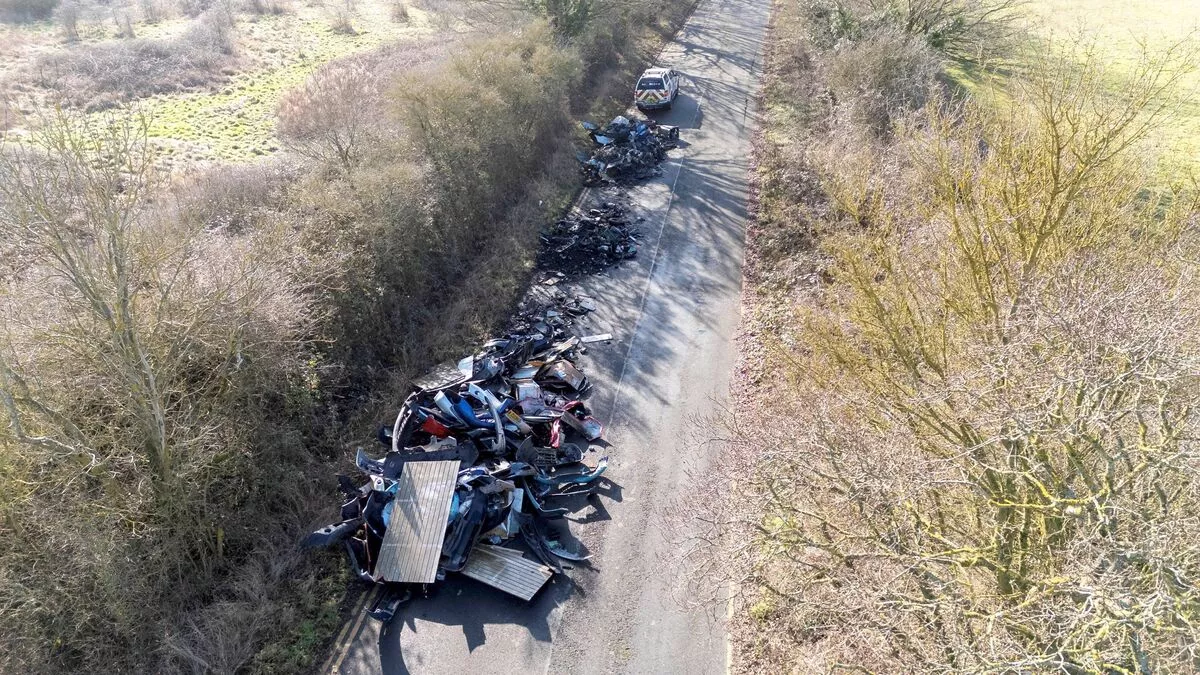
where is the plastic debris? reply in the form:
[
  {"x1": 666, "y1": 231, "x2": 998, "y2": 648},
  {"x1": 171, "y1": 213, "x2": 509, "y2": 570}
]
[
  {"x1": 305, "y1": 291, "x2": 607, "y2": 612},
  {"x1": 579, "y1": 114, "x2": 680, "y2": 185}
]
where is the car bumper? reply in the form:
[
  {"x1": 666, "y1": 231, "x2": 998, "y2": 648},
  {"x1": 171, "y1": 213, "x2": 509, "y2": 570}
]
[{"x1": 636, "y1": 100, "x2": 671, "y2": 109}]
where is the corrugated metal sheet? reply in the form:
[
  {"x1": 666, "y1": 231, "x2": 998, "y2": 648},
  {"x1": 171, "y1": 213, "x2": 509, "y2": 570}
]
[
  {"x1": 376, "y1": 460, "x2": 459, "y2": 583},
  {"x1": 461, "y1": 545, "x2": 553, "y2": 601}
]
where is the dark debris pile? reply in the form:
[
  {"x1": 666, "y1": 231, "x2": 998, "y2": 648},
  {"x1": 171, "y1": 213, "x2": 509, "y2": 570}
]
[
  {"x1": 579, "y1": 115, "x2": 680, "y2": 186},
  {"x1": 537, "y1": 202, "x2": 642, "y2": 278}
]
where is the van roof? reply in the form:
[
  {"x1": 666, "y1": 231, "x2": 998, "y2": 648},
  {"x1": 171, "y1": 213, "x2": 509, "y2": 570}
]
[{"x1": 640, "y1": 67, "x2": 670, "y2": 77}]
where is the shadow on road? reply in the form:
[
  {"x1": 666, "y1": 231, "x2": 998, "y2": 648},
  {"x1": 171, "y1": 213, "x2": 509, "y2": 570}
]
[
  {"x1": 375, "y1": 479, "x2": 623, "y2": 674},
  {"x1": 349, "y1": 0, "x2": 764, "y2": 669},
  {"x1": 378, "y1": 573, "x2": 571, "y2": 675}
]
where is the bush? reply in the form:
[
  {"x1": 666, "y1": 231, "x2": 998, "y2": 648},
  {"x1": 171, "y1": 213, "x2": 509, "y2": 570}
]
[
  {"x1": 278, "y1": 63, "x2": 383, "y2": 170},
  {"x1": 0, "y1": 112, "x2": 321, "y2": 673},
  {"x1": 284, "y1": 25, "x2": 582, "y2": 385},
  {"x1": 328, "y1": 0, "x2": 356, "y2": 33},
  {"x1": 244, "y1": 0, "x2": 289, "y2": 13},
  {"x1": 826, "y1": 27, "x2": 942, "y2": 133},
  {"x1": 35, "y1": 11, "x2": 234, "y2": 110},
  {"x1": 397, "y1": 25, "x2": 581, "y2": 226},
  {"x1": 54, "y1": 0, "x2": 78, "y2": 39}
]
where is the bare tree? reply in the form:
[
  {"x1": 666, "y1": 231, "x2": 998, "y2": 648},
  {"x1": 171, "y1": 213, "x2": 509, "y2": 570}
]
[
  {"x1": 0, "y1": 109, "x2": 315, "y2": 669},
  {"x1": 682, "y1": 43, "x2": 1200, "y2": 673}
]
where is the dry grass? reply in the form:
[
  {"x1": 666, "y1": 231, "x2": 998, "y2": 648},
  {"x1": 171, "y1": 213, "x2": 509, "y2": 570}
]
[
  {"x1": 712, "y1": 0, "x2": 1200, "y2": 672},
  {"x1": 32, "y1": 10, "x2": 234, "y2": 110}
]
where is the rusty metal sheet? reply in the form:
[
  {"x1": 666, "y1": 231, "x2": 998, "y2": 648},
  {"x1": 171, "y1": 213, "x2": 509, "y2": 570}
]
[
  {"x1": 375, "y1": 460, "x2": 459, "y2": 583},
  {"x1": 461, "y1": 544, "x2": 553, "y2": 601}
]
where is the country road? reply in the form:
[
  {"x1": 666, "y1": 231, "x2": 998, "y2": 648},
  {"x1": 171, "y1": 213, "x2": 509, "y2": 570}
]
[{"x1": 329, "y1": 0, "x2": 770, "y2": 670}]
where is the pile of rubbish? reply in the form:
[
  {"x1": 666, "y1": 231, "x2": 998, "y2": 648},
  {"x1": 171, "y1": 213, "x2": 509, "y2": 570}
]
[
  {"x1": 537, "y1": 201, "x2": 641, "y2": 278},
  {"x1": 579, "y1": 115, "x2": 680, "y2": 186},
  {"x1": 305, "y1": 295, "x2": 610, "y2": 619}
]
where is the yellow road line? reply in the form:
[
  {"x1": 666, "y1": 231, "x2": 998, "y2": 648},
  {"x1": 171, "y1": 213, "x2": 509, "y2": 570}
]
[{"x1": 323, "y1": 585, "x2": 379, "y2": 674}]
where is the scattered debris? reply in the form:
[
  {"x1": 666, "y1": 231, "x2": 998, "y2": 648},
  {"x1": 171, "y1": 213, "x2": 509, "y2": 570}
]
[
  {"x1": 579, "y1": 115, "x2": 680, "y2": 186},
  {"x1": 305, "y1": 294, "x2": 609, "y2": 613},
  {"x1": 538, "y1": 201, "x2": 640, "y2": 278},
  {"x1": 306, "y1": 112, "x2": 681, "y2": 624}
]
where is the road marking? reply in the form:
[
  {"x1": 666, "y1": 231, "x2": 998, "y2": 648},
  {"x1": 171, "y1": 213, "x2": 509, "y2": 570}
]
[
  {"x1": 324, "y1": 585, "x2": 378, "y2": 674},
  {"x1": 606, "y1": 78, "x2": 708, "y2": 426}
]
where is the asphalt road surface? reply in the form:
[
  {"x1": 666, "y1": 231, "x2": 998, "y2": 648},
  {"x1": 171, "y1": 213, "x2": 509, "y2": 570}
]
[{"x1": 329, "y1": 0, "x2": 770, "y2": 670}]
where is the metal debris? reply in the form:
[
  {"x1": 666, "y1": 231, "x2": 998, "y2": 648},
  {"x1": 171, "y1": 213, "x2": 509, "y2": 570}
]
[
  {"x1": 306, "y1": 293, "x2": 608, "y2": 612},
  {"x1": 304, "y1": 115, "x2": 673, "y2": 624},
  {"x1": 579, "y1": 115, "x2": 680, "y2": 185}
]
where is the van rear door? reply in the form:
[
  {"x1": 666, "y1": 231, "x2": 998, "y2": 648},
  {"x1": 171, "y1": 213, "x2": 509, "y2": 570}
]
[{"x1": 635, "y1": 76, "x2": 667, "y2": 106}]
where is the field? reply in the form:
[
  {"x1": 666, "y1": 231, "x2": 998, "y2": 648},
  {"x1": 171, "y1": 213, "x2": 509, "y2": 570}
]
[
  {"x1": 0, "y1": 0, "x2": 435, "y2": 167},
  {"x1": 1029, "y1": 0, "x2": 1199, "y2": 171}
]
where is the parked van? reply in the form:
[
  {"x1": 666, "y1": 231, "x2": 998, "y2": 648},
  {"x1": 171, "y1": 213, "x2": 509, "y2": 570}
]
[{"x1": 634, "y1": 67, "x2": 680, "y2": 111}]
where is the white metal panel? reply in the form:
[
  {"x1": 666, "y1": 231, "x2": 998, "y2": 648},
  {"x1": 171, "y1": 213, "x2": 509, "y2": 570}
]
[{"x1": 376, "y1": 460, "x2": 459, "y2": 583}]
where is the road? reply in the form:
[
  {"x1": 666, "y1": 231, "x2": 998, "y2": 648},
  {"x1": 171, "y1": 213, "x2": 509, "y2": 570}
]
[{"x1": 330, "y1": 0, "x2": 770, "y2": 670}]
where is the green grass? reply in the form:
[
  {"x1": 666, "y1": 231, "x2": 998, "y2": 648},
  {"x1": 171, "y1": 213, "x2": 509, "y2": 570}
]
[
  {"x1": 139, "y1": 5, "x2": 433, "y2": 165},
  {"x1": 2, "y1": 1, "x2": 434, "y2": 165}
]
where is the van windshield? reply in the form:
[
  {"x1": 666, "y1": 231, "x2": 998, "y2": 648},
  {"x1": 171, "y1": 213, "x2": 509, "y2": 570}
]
[{"x1": 637, "y1": 78, "x2": 664, "y2": 90}]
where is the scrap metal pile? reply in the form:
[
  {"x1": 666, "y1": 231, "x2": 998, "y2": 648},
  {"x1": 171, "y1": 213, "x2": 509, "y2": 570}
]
[
  {"x1": 307, "y1": 113, "x2": 679, "y2": 622},
  {"x1": 579, "y1": 115, "x2": 679, "y2": 185},
  {"x1": 537, "y1": 201, "x2": 641, "y2": 278},
  {"x1": 305, "y1": 296, "x2": 608, "y2": 617}
]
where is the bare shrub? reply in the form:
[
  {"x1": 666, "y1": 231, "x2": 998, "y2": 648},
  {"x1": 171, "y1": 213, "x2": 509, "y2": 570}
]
[
  {"x1": 35, "y1": 10, "x2": 235, "y2": 110},
  {"x1": 276, "y1": 39, "x2": 451, "y2": 172},
  {"x1": 278, "y1": 63, "x2": 383, "y2": 171},
  {"x1": 244, "y1": 0, "x2": 288, "y2": 15},
  {"x1": 328, "y1": 0, "x2": 356, "y2": 33},
  {"x1": 0, "y1": 110, "x2": 319, "y2": 673},
  {"x1": 703, "y1": 43, "x2": 1200, "y2": 673},
  {"x1": 173, "y1": 160, "x2": 303, "y2": 231},
  {"x1": 177, "y1": 0, "x2": 212, "y2": 15},
  {"x1": 886, "y1": 0, "x2": 1025, "y2": 61},
  {"x1": 55, "y1": 0, "x2": 79, "y2": 39},
  {"x1": 389, "y1": 0, "x2": 407, "y2": 21},
  {"x1": 115, "y1": 7, "x2": 135, "y2": 36},
  {"x1": 806, "y1": 0, "x2": 1023, "y2": 57},
  {"x1": 826, "y1": 27, "x2": 942, "y2": 133},
  {"x1": 139, "y1": 0, "x2": 160, "y2": 22},
  {"x1": 397, "y1": 23, "x2": 581, "y2": 232}
]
